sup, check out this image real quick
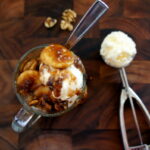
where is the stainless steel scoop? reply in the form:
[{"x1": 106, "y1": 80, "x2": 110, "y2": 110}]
[
  {"x1": 101, "y1": 40, "x2": 150, "y2": 150},
  {"x1": 119, "y1": 68, "x2": 150, "y2": 150}
]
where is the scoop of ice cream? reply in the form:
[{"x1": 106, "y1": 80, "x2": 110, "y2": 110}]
[
  {"x1": 100, "y1": 31, "x2": 137, "y2": 68},
  {"x1": 39, "y1": 44, "x2": 85, "y2": 107},
  {"x1": 39, "y1": 63, "x2": 84, "y2": 106}
]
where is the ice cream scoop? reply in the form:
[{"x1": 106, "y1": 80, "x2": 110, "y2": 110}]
[{"x1": 100, "y1": 31, "x2": 150, "y2": 147}]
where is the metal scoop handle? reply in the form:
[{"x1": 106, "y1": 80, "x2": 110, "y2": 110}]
[
  {"x1": 128, "y1": 88, "x2": 150, "y2": 124},
  {"x1": 119, "y1": 68, "x2": 143, "y2": 145},
  {"x1": 119, "y1": 68, "x2": 150, "y2": 150},
  {"x1": 120, "y1": 87, "x2": 150, "y2": 150}
]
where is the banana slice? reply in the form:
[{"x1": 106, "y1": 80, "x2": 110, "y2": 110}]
[
  {"x1": 16, "y1": 70, "x2": 41, "y2": 92},
  {"x1": 28, "y1": 100, "x2": 39, "y2": 106},
  {"x1": 20, "y1": 59, "x2": 38, "y2": 72},
  {"x1": 23, "y1": 59, "x2": 38, "y2": 71},
  {"x1": 34, "y1": 85, "x2": 51, "y2": 98},
  {"x1": 40, "y1": 44, "x2": 74, "y2": 69}
]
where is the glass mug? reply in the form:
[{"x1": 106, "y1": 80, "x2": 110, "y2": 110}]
[{"x1": 12, "y1": 44, "x2": 86, "y2": 133}]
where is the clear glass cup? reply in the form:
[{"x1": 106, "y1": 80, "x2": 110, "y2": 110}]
[
  {"x1": 12, "y1": 44, "x2": 86, "y2": 133},
  {"x1": 11, "y1": 0, "x2": 108, "y2": 132}
]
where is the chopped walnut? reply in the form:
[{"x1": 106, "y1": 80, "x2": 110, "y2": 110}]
[
  {"x1": 62, "y1": 9, "x2": 77, "y2": 23},
  {"x1": 60, "y1": 20, "x2": 73, "y2": 31},
  {"x1": 44, "y1": 17, "x2": 57, "y2": 28}
]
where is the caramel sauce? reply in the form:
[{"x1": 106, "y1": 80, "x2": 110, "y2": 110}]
[
  {"x1": 74, "y1": 56, "x2": 84, "y2": 73},
  {"x1": 49, "y1": 44, "x2": 74, "y2": 64},
  {"x1": 76, "y1": 89, "x2": 82, "y2": 96},
  {"x1": 47, "y1": 80, "x2": 54, "y2": 90},
  {"x1": 53, "y1": 78, "x2": 63, "y2": 97},
  {"x1": 68, "y1": 88, "x2": 75, "y2": 97}
]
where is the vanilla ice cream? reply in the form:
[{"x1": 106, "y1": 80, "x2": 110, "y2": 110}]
[
  {"x1": 39, "y1": 63, "x2": 84, "y2": 107},
  {"x1": 38, "y1": 44, "x2": 86, "y2": 108},
  {"x1": 100, "y1": 31, "x2": 137, "y2": 68}
]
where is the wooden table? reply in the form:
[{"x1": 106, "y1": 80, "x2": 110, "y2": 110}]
[{"x1": 0, "y1": 0, "x2": 150, "y2": 149}]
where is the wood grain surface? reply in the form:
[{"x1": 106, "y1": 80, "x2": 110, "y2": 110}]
[{"x1": 0, "y1": 0, "x2": 150, "y2": 150}]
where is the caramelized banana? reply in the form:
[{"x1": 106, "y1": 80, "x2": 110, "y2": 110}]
[
  {"x1": 44, "y1": 103, "x2": 52, "y2": 111},
  {"x1": 28, "y1": 100, "x2": 39, "y2": 106},
  {"x1": 19, "y1": 59, "x2": 29, "y2": 72},
  {"x1": 40, "y1": 44, "x2": 74, "y2": 69},
  {"x1": 23, "y1": 59, "x2": 38, "y2": 71},
  {"x1": 34, "y1": 85, "x2": 51, "y2": 98},
  {"x1": 20, "y1": 59, "x2": 38, "y2": 72},
  {"x1": 17, "y1": 70, "x2": 41, "y2": 92},
  {"x1": 26, "y1": 95, "x2": 34, "y2": 102}
]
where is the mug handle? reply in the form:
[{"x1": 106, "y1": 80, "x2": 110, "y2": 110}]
[{"x1": 11, "y1": 108, "x2": 41, "y2": 133}]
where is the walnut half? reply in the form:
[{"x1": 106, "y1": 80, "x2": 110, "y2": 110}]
[
  {"x1": 60, "y1": 20, "x2": 73, "y2": 31},
  {"x1": 44, "y1": 17, "x2": 57, "y2": 28},
  {"x1": 62, "y1": 9, "x2": 77, "y2": 23}
]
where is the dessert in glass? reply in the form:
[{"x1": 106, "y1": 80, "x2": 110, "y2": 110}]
[
  {"x1": 12, "y1": 0, "x2": 108, "y2": 132},
  {"x1": 15, "y1": 44, "x2": 87, "y2": 114}
]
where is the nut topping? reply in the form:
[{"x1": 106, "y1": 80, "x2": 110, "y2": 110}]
[
  {"x1": 62, "y1": 9, "x2": 77, "y2": 23},
  {"x1": 44, "y1": 17, "x2": 57, "y2": 28},
  {"x1": 60, "y1": 20, "x2": 73, "y2": 31}
]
